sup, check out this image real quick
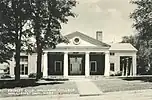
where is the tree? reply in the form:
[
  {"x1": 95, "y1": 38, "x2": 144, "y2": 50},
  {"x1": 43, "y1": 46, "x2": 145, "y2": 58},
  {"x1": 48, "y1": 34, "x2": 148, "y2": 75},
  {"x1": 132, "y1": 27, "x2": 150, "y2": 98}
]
[
  {"x1": 130, "y1": 0, "x2": 152, "y2": 41},
  {"x1": 0, "y1": 0, "x2": 31, "y2": 80},
  {"x1": 130, "y1": 0, "x2": 152, "y2": 74},
  {"x1": 0, "y1": 32, "x2": 13, "y2": 64},
  {"x1": 29, "y1": 0, "x2": 77, "y2": 79}
]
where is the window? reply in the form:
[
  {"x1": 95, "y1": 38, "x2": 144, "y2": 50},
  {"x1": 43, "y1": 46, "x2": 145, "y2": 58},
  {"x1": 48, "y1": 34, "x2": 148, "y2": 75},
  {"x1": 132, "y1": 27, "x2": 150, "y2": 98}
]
[
  {"x1": 20, "y1": 64, "x2": 28, "y2": 75},
  {"x1": 74, "y1": 38, "x2": 79, "y2": 43},
  {"x1": 110, "y1": 52, "x2": 115, "y2": 56},
  {"x1": 73, "y1": 37, "x2": 81, "y2": 45},
  {"x1": 55, "y1": 61, "x2": 62, "y2": 72},
  {"x1": 90, "y1": 61, "x2": 97, "y2": 72},
  {"x1": 20, "y1": 56, "x2": 28, "y2": 62},
  {"x1": 110, "y1": 63, "x2": 114, "y2": 71}
]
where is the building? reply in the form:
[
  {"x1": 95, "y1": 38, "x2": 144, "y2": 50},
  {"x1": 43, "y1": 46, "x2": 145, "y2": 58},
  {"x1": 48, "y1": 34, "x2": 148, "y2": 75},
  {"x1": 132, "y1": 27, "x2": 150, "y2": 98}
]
[{"x1": 9, "y1": 31, "x2": 137, "y2": 78}]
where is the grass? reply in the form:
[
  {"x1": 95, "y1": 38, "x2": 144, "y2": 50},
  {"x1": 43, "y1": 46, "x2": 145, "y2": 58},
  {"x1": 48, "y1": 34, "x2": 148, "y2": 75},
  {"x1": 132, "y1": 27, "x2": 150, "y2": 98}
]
[
  {"x1": 93, "y1": 77, "x2": 152, "y2": 93},
  {"x1": 0, "y1": 79, "x2": 78, "y2": 97}
]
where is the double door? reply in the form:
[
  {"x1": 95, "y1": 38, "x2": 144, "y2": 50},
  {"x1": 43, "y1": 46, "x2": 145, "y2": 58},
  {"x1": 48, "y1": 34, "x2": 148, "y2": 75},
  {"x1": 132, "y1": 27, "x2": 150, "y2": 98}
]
[{"x1": 70, "y1": 57, "x2": 82, "y2": 75}]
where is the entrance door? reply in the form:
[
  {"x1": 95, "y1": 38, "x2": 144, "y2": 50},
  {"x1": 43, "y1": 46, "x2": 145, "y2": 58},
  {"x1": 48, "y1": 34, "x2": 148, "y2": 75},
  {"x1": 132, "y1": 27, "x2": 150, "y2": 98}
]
[{"x1": 70, "y1": 57, "x2": 82, "y2": 75}]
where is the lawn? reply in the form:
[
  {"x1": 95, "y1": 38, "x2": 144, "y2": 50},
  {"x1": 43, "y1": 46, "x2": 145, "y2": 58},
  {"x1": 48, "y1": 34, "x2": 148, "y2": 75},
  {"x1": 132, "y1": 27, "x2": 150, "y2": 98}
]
[
  {"x1": 0, "y1": 79, "x2": 78, "y2": 97},
  {"x1": 92, "y1": 77, "x2": 152, "y2": 93}
]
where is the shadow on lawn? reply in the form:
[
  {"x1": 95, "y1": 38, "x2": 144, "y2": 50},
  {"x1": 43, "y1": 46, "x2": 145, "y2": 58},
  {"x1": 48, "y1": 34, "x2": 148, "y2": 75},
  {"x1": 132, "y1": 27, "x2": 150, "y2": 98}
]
[
  {"x1": 0, "y1": 79, "x2": 64, "y2": 89},
  {"x1": 120, "y1": 76, "x2": 152, "y2": 82}
]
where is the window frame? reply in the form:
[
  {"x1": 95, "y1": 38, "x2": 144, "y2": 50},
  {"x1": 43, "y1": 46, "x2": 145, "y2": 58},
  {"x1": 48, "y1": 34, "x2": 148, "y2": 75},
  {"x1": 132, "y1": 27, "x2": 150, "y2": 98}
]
[
  {"x1": 90, "y1": 61, "x2": 97, "y2": 72},
  {"x1": 20, "y1": 56, "x2": 28, "y2": 62},
  {"x1": 20, "y1": 64, "x2": 28, "y2": 75},
  {"x1": 54, "y1": 61, "x2": 62, "y2": 72}
]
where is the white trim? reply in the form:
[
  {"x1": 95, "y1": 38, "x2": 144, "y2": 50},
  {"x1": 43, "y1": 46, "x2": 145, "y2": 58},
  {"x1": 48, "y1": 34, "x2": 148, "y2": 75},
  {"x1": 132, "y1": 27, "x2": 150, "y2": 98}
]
[
  {"x1": 44, "y1": 50, "x2": 109, "y2": 53},
  {"x1": 90, "y1": 61, "x2": 97, "y2": 72},
  {"x1": 43, "y1": 52, "x2": 48, "y2": 77},
  {"x1": 85, "y1": 52, "x2": 90, "y2": 77},
  {"x1": 104, "y1": 51, "x2": 110, "y2": 76},
  {"x1": 54, "y1": 61, "x2": 62, "y2": 72}
]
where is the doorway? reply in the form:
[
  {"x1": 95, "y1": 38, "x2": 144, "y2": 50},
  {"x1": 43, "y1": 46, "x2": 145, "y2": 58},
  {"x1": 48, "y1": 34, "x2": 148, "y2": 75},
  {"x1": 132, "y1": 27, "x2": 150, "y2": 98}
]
[{"x1": 70, "y1": 57, "x2": 82, "y2": 75}]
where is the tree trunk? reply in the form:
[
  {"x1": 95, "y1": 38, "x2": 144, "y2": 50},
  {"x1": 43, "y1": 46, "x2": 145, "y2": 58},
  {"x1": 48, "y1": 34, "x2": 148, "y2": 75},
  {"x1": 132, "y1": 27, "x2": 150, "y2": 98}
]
[
  {"x1": 36, "y1": 45, "x2": 42, "y2": 80},
  {"x1": 15, "y1": 39, "x2": 21, "y2": 81}
]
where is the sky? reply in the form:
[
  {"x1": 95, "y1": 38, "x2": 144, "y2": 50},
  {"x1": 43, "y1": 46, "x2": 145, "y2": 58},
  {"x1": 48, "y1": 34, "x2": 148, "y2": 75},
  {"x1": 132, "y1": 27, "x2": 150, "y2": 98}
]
[{"x1": 61, "y1": 0, "x2": 137, "y2": 43}]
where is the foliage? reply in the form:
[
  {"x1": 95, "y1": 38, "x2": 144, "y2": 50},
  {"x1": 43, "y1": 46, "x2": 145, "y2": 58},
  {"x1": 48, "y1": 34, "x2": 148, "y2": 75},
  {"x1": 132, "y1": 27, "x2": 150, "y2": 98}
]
[
  {"x1": 28, "y1": 73, "x2": 37, "y2": 78},
  {"x1": 0, "y1": 0, "x2": 32, "y2": 80},
  {"x1": 28, "y1": 0, "x2": 77, "y2": 79},
  {"x1": 130, "y1": 0, "x2": 152, "y2": 42},
  {"x1": 110, "y1": 71, "x2": 122, "y2": 76},
  {"x1": 0, "y1": 36, "x2": 13, "y2": 64},
  {"x1": 129, "y1": 0, "x2": 152, "y2": 75}
]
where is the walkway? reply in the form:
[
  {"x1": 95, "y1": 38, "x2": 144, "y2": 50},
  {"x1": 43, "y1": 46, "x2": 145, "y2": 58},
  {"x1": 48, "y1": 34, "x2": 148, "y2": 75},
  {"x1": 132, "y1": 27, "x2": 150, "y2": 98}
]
[{"x1": 74, "y1": 78, "x2": 102, "y2": 96}]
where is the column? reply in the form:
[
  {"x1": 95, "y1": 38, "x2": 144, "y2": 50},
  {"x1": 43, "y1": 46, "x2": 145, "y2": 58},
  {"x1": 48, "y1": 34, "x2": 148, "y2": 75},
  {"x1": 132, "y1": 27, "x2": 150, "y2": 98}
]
[
  {"x1": 125, "y1": 58, "x2": 129, "y2": 76},
  {"x1": 43, "y1": 52, "x2": 48, "y2": 78},
  {"x1": 133, "y1": 55, "x2": 137, "y2": 76},
  {"x1": 104, "y1": 51, "x2": 110, "y2": 76},
  {"x1": 64, "y1": 52, "x2": 68, "y2": 77},
  {"x1": 122, "y1": 63, "x2": 125, "y2": 76},
  {"x1": 130, "y1": 63, "x2": 133, "y2": 76},
  {"x1": 85, "y1": 52, "x2": 90, "y2": 77}
]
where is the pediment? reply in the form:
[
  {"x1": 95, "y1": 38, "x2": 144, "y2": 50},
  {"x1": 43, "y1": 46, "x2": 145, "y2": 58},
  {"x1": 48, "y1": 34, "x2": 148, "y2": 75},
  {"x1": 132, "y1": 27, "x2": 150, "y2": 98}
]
[
  {"x1": 57, "y1": 36, "x2": 97, "y2": 47},
  {"x1": 57, "y1": 31, "x2": 110, "y2": 48}
]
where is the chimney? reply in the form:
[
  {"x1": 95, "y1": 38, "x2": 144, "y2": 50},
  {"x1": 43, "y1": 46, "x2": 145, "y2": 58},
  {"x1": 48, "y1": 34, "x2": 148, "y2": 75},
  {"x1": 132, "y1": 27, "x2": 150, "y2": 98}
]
[{"x1": 96, "y1": 31, "x2": 103, "y2": 42}]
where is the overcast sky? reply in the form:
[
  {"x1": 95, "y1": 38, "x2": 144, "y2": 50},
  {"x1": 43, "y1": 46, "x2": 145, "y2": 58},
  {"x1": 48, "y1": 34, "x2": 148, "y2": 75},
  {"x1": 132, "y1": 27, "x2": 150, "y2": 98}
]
[{"x1": 61, "y1": 0, "x2": 137, "y2": 43}]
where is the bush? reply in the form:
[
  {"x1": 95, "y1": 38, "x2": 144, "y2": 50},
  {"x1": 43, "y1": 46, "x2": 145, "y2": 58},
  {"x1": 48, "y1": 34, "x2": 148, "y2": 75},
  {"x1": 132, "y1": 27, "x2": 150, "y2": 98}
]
[
  {"x1": 110, "y1": 71, "x2": 115, "y2": 76},
  {"x1": 110, "y1": 71, "x2": 122, "y2": 76},
  {"x1": 28, "y1": 73, "x2": 37, "y2": 78},
  {"x1": 28, "y1": 72, "x2": 43, "y2": 78},
  {"x1": 115, "y1": 71, "x2": 122, "y2": 76},
  {"x1": 1, "y1": 74, "x2": 11, "y2": 79}
]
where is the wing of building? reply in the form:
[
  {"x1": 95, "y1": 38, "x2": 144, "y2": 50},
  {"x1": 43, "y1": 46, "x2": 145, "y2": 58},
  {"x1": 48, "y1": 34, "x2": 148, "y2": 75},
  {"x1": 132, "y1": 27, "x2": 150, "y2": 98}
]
[{"x1": 9, "y1": 31, "x2": 138, "y2": 78}]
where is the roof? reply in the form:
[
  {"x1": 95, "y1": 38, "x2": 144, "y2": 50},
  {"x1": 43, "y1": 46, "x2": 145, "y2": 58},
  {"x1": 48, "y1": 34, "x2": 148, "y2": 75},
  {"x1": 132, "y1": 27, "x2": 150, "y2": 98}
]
[
  {"x1": 109, "y1": 43, "x2": 138, "y2": 52},
  {"x1": 65, "y1": 31, "x2": 110, "y2": 47}
]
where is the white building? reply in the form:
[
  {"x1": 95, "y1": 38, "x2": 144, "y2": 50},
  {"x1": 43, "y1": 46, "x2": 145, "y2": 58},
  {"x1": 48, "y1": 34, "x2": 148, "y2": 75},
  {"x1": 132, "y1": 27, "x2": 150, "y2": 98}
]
[{"x1": 9, "y1": 31, "x2": 137, "y2": 78}]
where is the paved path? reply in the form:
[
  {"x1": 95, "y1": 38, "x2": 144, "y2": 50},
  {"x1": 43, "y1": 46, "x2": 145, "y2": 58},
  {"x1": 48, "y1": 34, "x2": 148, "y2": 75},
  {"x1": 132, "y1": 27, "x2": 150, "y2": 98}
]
[{"x1": 75, "y1": 79, "x2": 102, "y2": 96}]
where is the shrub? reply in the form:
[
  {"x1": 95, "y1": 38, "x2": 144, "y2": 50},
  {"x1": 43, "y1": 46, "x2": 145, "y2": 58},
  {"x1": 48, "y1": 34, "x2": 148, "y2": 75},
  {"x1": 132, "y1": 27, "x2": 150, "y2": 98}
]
[
  {"x1": 110, "y1": 71, "x2": 122, "y2": 76},
  {"x1": 28, "y1": 72, "x2": 43, "y2": 78},
  {"x1": 114, "y1": 71, "x2": 122, "y2": 76},
  {"x1": 28, "y1": 73, "x2": 36, "y2": 78},
  {"x1": 110, "y1": 71, "x2": 115, "y2": 76}
]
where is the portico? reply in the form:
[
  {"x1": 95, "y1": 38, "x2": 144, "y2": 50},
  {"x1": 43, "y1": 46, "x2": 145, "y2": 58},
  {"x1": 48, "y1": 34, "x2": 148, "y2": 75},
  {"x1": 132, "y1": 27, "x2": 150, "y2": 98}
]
[{"x1": 43, "y1": 50, "x2": 110, "y2": 78}]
